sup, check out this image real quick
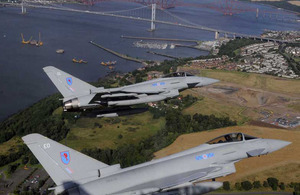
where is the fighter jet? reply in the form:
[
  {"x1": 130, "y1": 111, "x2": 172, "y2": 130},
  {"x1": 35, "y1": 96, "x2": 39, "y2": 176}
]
[
  {"x1": 22, "y1": 132, "x2": 290, "y2": 195},
  {"x1": 43, "y1": 66, "x2": 219, "y2": 117}
]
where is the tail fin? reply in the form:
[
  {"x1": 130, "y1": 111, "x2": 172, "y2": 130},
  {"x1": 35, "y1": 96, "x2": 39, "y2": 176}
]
[
  {"x1": 43, "y1": 66, "x2": 97, "y2": 98},
  {"x1": 22, "y1": 134, "x2": 109, "y2": 186}
]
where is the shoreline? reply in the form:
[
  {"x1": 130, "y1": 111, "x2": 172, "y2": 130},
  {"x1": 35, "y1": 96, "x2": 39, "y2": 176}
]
[{"x1": 240, "y1": 0, "x2": 300, "y2": 15}]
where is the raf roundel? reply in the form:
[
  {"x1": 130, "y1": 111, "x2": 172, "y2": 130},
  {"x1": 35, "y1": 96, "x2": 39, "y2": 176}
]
[
  {"x1": 66, "y1": 77, "x2": 72, "y2": 86},
  {"x1": 60, "y1": 151, "x2": 71, "y2": 165}
]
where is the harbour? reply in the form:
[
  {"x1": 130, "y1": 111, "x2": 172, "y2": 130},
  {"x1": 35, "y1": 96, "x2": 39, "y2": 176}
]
[
  {"x1": 90, "y1": 41, "x2": 144, "y2": 64},
  {"x1": 0, "y1": 2, "x2": 299, "y2": 121}
]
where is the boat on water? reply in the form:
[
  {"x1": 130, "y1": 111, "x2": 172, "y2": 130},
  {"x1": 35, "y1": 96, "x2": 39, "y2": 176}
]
[
  {"x1": 36, "y1": 32, "x2": 43, "y2": 47},
  {"x1": 101, "y1": 61, "x2": 117, "y2": 66},
  {"x1": 24, "y1": 32, "x2": 43, "y2": 47},
  {"x1": 73, "y1": 58, "x2": 88, "y2": 64},
  {"x1": 30, "y1": 40, "x2": 38, "y2": 45},
  {"x1": 21, "y1": 33, "x2": 32, "y2": 44},
  {"x1": 101, "y1": 62, "x2": 108, "y2": 66},
  {"x1": 56, "y1": 49, "x2": 64, "y2": 54}
]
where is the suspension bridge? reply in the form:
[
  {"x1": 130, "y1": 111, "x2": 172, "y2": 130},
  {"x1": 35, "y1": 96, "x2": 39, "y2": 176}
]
[
  {"x1": 2, "y1": 0, "x2": 298, "y2": 43},
  {"x1": 76, "y1": 0, "x2": 299, "y2": 18}
]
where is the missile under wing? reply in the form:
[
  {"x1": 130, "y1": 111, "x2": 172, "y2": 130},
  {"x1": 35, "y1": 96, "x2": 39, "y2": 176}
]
[
  {"x1": 22, "y1": 132, "x2": 290, "y2": 195},
  {"x1": 43, "y1": 66, "x2": 219, "y2": 117}
]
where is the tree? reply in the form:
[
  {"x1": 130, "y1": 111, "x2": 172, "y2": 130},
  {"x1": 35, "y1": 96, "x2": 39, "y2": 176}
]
[
  {"x1": 223, "y1": 181, "x2": 230, "y2": 191},
  {"x1": 7, "y1": 163, "x2": 19, "y2": 174},
  {"x1": 267, "y1": 177, "x2": 279, "y2": 191},
  {"x1": 294, "y1": 183, "x2": 300, "y2": 192},
  {"x1": 135, "y1": 74, "x2": 143, "y2": 83},
  {"x1": 29, "y1": 155, "x2": 39, "y2": 165},
  {"x1": 241, "y1": 181, "x2": 253, "y2": 191},
  {"x1": 235, "y1": 182, "x2": 242, "y2": 190},
  {"x1": 22, "y1": 156, "x2": 29, "y2": 165},
  {"x1": 263, "y1": 180, "x2": 269, "y2": 188},
  {"x1": 253, "y1": 181, "x2": 261, "y2": 189},
  {"x1": 279, "y1": 182, "x2": 285, "y2": 190}
]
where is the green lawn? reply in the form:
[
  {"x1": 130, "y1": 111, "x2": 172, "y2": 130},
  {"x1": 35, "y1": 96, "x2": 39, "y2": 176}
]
[
  {"x1": 288, "y1": 100, "x2": 300, "y2": 112},
  {"x1": 0, "y1": 137, "x2": 22, "y2": 155},
  {"x1": 62, "y1": 112, "x2": 165, "y2": 151},
  {"x1": 182, "y1": 96, "x2": 249, "y2": 125}
]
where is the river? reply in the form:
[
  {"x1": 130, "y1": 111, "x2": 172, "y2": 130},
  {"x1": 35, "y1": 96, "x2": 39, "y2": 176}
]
[{"x1": 0, "y1": 0, "x2": 299, "y2": 121}]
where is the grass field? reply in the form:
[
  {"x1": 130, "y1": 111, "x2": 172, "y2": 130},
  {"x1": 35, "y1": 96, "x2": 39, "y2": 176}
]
[
  {"x1": 62, "y1": 112, "x2": 165, "y2": 151},
  {"x1": 288, "y1": 100, "x2": 300, "y2": 112},
  {"x1": 179, "y1": 68, "x2": 300, "y2": 96},
  {"x1": 181, "y1": 92, "x2": 249, "y2": 124},
  {"x1": 154, "y1": 125, "x2": 300, "y2": 184},
  {"x1": 0, "y1": 137, "x2": 22, "y2": 155}
]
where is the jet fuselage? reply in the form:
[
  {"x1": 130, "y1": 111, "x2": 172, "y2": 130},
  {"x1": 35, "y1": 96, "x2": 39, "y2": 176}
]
[{"x1": 68, "y1": 133, "x2": 290, "y2": 195}]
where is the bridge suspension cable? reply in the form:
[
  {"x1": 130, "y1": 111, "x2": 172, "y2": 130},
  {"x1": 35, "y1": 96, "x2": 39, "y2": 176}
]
[
  {"x1": 160, "y1": 8, "x2": 199, "y2": 27},
  {"x1": 102, "y1": 5, "x2": 148, "y2": 14}
]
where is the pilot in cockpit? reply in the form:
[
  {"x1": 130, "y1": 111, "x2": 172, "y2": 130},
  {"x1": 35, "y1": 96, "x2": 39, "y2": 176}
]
[{"x1": 225, "y1": 135, "x2": 233, "y2": 142}]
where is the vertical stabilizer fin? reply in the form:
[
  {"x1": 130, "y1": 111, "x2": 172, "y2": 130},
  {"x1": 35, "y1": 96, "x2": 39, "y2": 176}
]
[
  {"x1": 43, "y1": 66, "x2": 96, "y2": 98},
  {"x1": 22, "y1": 134, "x2": 109, "y2": 186}
]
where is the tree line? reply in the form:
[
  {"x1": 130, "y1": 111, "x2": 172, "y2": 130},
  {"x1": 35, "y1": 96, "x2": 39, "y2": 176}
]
[
  {"x1": 223, "y1": 178, "x2": 300, "y2": 193},
  {"x1": 218, "y1": 39, "x2": 261, "y2": 58}
]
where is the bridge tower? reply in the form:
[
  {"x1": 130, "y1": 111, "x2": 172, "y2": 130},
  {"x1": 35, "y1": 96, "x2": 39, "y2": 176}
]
[
  {"x1": 215, "y1": 31, "x2": 219, "y2": 40},
  {"x1": 21, "y1": 0, "x2": 26, "y2": 14},
  {"x1": 150, "y1": 3, "x2": 156, "y2": 31}
]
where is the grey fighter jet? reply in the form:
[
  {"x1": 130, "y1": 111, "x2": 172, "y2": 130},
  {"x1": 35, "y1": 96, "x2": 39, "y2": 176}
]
[
  {"x1": 22, "y1": 132, "x2": 291, "y2": 195},
  {"x1": 43, "y1": 66, "x2": 219, "y2": 117}
]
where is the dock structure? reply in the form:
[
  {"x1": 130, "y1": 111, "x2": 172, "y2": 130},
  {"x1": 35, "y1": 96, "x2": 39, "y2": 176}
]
[
  {"x1": 89, "y1": 41, "x2": 144, "y2": 64},
  {"x1": 121, "y1": 35, "x2": 199, "y2": 43},
  {"x1": 147, "y1": 51, "x2": 180, "y2": 59}
]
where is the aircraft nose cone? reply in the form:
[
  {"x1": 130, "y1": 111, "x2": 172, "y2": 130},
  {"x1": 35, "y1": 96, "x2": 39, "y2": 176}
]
[
  {"x1": 267, "y1": 139, "x2": 291, "y2": 153},
  {"x1": 205, "y1": 78, "x2": 219, "y2": 85},
  {"x1": 195, "y1": 77, "x2": 219, "y2": 87}
]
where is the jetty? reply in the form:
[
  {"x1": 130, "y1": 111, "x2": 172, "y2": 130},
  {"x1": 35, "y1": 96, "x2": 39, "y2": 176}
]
[
  {"x1": 174, "y1": 44, "x2": 208, "y2": 51},
  {"x1": 147, "y1": 51, "x2": 180, "y2": 59},
  {"x1": 121, "y1": 35, "x2": 199, "y2": 43},
  {"x1": 89, "y1": 41, "x2": 144, "y2": 64}
]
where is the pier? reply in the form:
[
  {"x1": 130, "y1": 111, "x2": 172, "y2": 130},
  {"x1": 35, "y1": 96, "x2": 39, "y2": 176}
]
[
  {"x1": 121, "y1": 35, "x2": 199, "y2": 43},
  {"x1": 147, "y1": 51, "x2": 180, "y2": 59},
  {"x1": 89, "y1": 41, "x2": 144, "y2": 64}
]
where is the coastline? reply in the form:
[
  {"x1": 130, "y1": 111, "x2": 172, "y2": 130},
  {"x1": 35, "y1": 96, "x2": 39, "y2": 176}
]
[{"x1": 239, "y1": 0, "x2": 300, "y2": 15}]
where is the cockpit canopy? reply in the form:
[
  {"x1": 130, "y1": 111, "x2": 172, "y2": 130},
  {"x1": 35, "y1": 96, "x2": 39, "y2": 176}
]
[
  {"x1": 163, "y1": 72, "x2": 195, "y2": 78},
  {"x1": 207, "y1": 132, "x2": 258, "y2": 144}
]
